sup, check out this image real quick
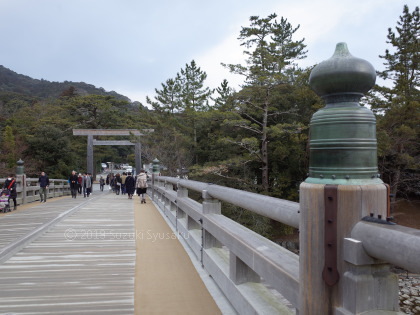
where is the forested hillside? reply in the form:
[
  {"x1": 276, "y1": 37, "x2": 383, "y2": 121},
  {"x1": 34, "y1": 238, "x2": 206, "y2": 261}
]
[
  {"x1": 0, "y1": 65, "x2": 130, "y2": 101},
  {"x1": 0, "y1": 6, "x2": 418, "y2": 238}
]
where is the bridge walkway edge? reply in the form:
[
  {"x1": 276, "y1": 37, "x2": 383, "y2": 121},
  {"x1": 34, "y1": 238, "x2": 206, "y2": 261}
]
[
  {"x1": 0, "y1": 187, "x2": 233, "y2": 314},
  {"x1": 135, "y1": 194, "x2": 236, "y2": 314}
]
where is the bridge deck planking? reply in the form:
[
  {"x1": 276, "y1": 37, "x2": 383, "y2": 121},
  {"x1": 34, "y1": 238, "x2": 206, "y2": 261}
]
[
  {"x1": 0, "y1": 192, "x2": 136, "y2": 314},
  {"x1": 0, "y1": 198, "x2": 86, "y2": 249}
]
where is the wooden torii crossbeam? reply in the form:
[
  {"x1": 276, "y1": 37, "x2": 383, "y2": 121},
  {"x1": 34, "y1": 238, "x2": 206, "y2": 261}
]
[
  {"x1": 73, "y1": 129, "x2": 146, "y2": 175},
  {"x1": 93, "y1": 140, "x2": 135, "y2": 146},
  {"x1": 73, "y1": 129, "x2": 144, "y2": 136}
]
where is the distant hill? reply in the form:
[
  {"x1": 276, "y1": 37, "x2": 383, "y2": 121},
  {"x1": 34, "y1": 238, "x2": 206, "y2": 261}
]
[{"x1": 0, "y1": 65, "x2": 131, "y2": 102}]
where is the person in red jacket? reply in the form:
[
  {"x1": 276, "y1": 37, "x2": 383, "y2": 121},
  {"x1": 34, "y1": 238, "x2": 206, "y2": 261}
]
[{"x1": 4, "y1": 174, "x2": 17, "y2": 210}]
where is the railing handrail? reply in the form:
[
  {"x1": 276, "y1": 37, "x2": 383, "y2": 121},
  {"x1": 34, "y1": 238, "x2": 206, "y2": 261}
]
[
  {"x1": 157, "y1": 176, "x2": 300, "y2": 228},
  {"x1": 153, "y1": 175, "x2": 300, "y2": 313},
  {"x1": 152, "y1": 175, "x2": 420, "y2": 314},
  {"x1": 0, "y1": 176, "x2": 70, "y2": 205},
  {"x1": 351, "y1": 221, "x2": 420, "y2": 273}
]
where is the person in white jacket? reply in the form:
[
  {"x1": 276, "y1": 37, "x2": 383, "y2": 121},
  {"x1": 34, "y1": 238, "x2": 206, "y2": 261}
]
[{"x1": 136, "y1": 170, "x2": 148, "y2": 203}]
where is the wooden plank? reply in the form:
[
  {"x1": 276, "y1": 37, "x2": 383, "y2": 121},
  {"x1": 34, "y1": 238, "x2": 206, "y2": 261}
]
[
  {"x1": 299, "y1": 182, "x2": 329, "y2": 314},
  {"x1": 0, "y1": 193, "x2": 136, "y2": 314},
  {"x1": 335, "y1": 185, "x2": 362, "y2": 309}
]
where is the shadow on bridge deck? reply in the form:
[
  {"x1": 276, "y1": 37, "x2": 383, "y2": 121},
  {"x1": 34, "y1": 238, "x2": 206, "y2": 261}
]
[{"x1": 0, "y1": 187, "x2": 223, "y2": 314}]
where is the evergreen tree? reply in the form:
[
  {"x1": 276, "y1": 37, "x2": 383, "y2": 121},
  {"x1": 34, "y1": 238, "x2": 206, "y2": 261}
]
[
  {"x1": 178, "y1": 60, "x2": 212, "y2": 112},
  {"x1": 176, "y1": 60, "x2": 213, "y2": 163},
  {"x1": 2, "y1": 126, "x2": 16, "y2": 168},
  {"x1": 211, "y1": 79, "x2": 235, "y2": 110},
  {"x1": 222, "y1": 13, "x2": 307, "y2": 192},
  {"x1": 66, "y1": 95, "x2": 130, "y2": 129},
  {"x1": 372, "y1": 5, "x2": 419, "y2": 200},
  {"x1": 25, "y1": 125, "x2": 73, "y2": 177},
  {"x1": 146, "y1": 78, "x2": 182, "y2": 114}
]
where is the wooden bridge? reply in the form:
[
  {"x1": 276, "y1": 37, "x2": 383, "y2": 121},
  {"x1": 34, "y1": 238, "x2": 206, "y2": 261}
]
[
  {"x1": 1, "y1": 42, "x2": 419, "y2": 314},
  {"x1": 0, "y1": 187, "x2": 226, "y2": 314},
  {"x1": 1, "y1": 175, "x2": 419, "y2": 314}
]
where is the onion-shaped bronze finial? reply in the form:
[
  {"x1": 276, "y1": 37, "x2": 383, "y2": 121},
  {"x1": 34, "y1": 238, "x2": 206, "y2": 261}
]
[
  {"x1": 306, "y1": 43, "x2": 382, "y2": 185},
  {"x1": 152, "y1": 158, "x2": 160, "y2": 174}
]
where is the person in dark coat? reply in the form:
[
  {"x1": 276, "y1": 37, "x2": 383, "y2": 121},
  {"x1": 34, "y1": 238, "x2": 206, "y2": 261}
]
[
  {"x1": 4, "y1": 174, "x2": 17, "y2": 210},
  {"x1": 125, "y1": 172, "x2": 136, "y2": 199},
  {"x1": 69, "y1": 170, "x2": 78, "y2": 199},
  {"x1": 38, "y1": 171, "x2": 50, "y2": 203}
]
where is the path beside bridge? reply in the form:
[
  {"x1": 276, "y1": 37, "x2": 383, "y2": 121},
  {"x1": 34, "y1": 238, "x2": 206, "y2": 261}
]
[{"x1": 0, "y1": 188, "x2": 223, "y2": 314}]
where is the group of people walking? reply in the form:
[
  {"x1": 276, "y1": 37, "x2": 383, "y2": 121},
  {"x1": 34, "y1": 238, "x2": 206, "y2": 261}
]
[
  {"x1": 69, "y1": 171, "x2": 94, "y2": 199},
  {"x1": 1, "y1": 171, "x2": 50, "y2": 212},
  {"x1": 105, "y1": 170, "x2": 148, "y2": 203},
  {"x1": 1, "y1": 169, "x2": 149, "y2": 211}
]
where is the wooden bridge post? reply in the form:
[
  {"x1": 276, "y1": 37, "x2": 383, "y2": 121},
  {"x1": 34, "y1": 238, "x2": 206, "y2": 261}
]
[
  {"x1": 151, "y1": 158, "x2": 160, "y2": 201},
  {"x1": 201, "y1": 190, "x2": 222, "y2": 250},
  {"x1": 16, "y1": 159, "x2": 26, "y2": 205},
  {"x1": 299, "y1": 43, "x2": 399, "y2": 314},
  {"x1": 87, "y1": 135, "x2": 94, "y2": 175}
]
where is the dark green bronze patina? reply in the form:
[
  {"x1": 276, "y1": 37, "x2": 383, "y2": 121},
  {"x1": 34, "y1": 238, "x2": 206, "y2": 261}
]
[
  {"x1": 152, "y1": 158, "x2": 160, "y2": 174},
  {"x1": 306, "y1": 42, "x2": 383, "y2": 185},
  {"x1": 16, "y1": 159, "x2": 25, "y2": 175}
]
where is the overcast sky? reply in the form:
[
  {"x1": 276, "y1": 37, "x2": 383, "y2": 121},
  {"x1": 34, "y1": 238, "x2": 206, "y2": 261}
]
[{"x1": 0, "y1": 0, "x2": 417, "y2": 104}]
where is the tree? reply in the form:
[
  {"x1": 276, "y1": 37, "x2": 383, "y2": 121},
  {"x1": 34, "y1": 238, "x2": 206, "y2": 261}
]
[
  {"x1": 146, "y1": 78, "x2": 182, "y2": 114},
  {"x1": 25, "y1": 125, "x2": 73, "y2": 177},
  {"x1": 178, "y1": 60, "x2": 213, "y2": 112},
  {"x1": 371, "y1": 5, "x2": 419, "y2": 200},
  {"x1": 60, "y1": 86, "x2": 77, "y2": 98},
  {"x1": 211, "y1": 79, "x2": 235, "y2": 110},
  {"x1": 175, "y1": 60, "x2": 213, "y2": 163},
  {"x1": 222, "y1": 13, "x2": 307, "y2": 192},
  {"x1": 65, "y1": 95, "x2": 131, "y2": 129},
  {"x1": 1, "y1": 126, "x2": 16, "y2": 168}
]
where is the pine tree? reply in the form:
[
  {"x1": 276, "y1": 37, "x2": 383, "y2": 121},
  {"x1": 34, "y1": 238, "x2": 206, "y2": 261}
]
[
  {"x1": 211, "y1": 79, "x2": 235, "y2": 110},
  {"x1": 222, "y1": 13, "x2": 307, "y2": 192},
  {"x1": 376, "y1": 5, "x2": 419, "y2": 110},
  {"x1": 146, "y1": 78, "x2": 182, "y2": 114},
  {"x1": 373, "y1": 5, "x2": 419, "y2": 200},
  {"x1": 2, "y1": 126, "x2": 16, "y2": 168},
  {"x1": 177, "y1": 60, "x2": 213, "y2": 163},
  {"x1": 178, "y1": 60, "x2": 212, "y2": 112}
]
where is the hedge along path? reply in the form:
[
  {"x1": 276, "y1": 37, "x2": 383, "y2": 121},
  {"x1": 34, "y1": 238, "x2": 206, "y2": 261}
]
[{"x1": 134, "y1": 195, "x2": 221, "y2": 315}]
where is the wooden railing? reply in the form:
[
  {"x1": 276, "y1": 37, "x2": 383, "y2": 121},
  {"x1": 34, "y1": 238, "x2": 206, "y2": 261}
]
[
  {"x1": 0, "y1": 175, "x2": 71, "y2": 206},
  {"x1": 151, "y1": 176, "x2": 420, "y2": 314}
]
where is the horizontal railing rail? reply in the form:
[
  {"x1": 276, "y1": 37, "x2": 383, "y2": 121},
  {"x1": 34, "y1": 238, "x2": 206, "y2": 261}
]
[
  {"x1": 0, "y1": 176, "x2": 71, "y2": 206},
  {"x1": 351, "y1": 221, "x2": 420, "y2": 274},
  {"x1": 155, "y1": 177, "x2": 300, "y2": 228},
  {"x1": 151, "y1": 176, "x2": 420, "y2": 314},
  {"x1": 152, "y1": 176, "x2": 299, "y2": 314}
]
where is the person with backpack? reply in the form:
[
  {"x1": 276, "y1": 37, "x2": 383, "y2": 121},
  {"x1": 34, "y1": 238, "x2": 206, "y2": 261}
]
[
  {"x1": 136, "y1": 169, "x2": 148, "y2": 203},
  {"x1": 4, "y1": 174, "x2": 17, "y2": 210}
]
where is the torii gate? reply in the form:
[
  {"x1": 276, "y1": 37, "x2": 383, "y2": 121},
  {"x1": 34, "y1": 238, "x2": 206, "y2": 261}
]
[{"x1": 73, "y1": 129, "x2": 147, "y2": 175}]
